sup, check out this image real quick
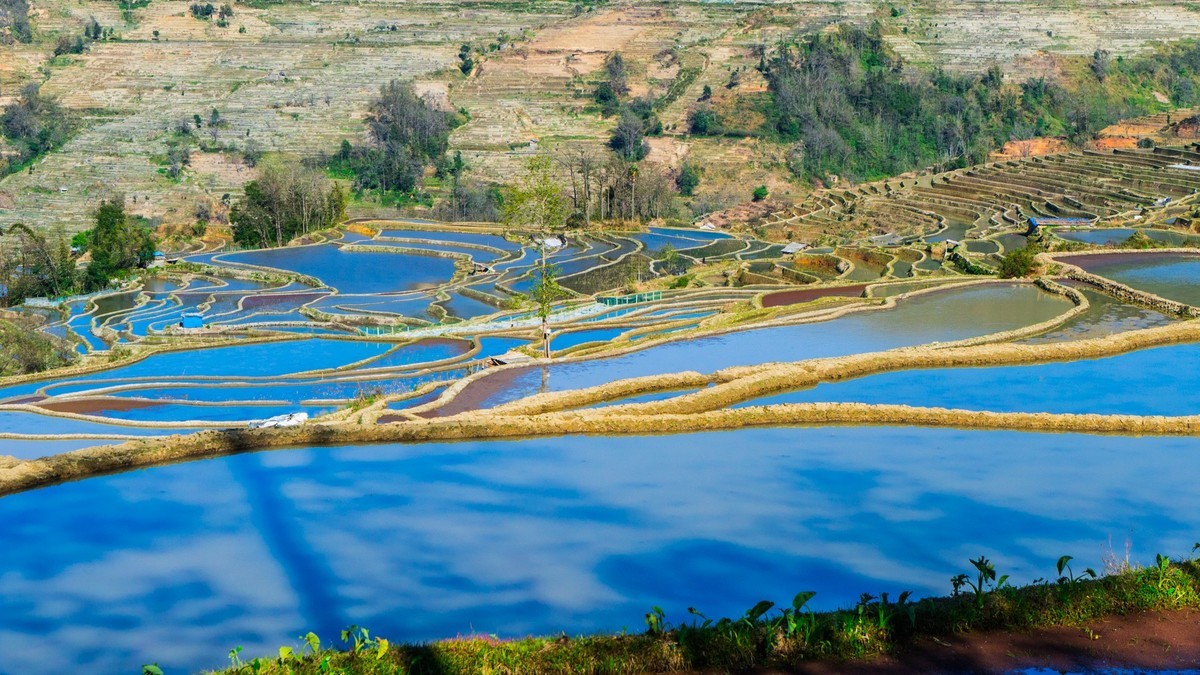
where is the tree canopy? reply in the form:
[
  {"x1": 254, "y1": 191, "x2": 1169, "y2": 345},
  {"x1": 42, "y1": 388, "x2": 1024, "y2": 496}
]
[
  {"x1": 231, "y1": 158, "x2": 346, "y2": 248},
  {"x1": 761, "y1": 26, "x2": 1200, "y2": 182},
  {"x1": 329, "y1": 80, "x2": 456, "y2": 195},
  {"x1": 0, "y1": 84, "x2": 72, "y2": 176},
  {"x1": 502, "y1": 155, "x2": 568, "y2": 232},
  {"x1": 84, "y1": 198, "x2": 155, "y2": 291}
]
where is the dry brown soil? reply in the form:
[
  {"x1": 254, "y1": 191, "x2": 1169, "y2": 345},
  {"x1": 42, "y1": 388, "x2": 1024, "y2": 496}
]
[{"x1": 695, "y1": 608, "x2": 1200, "y2": 674}]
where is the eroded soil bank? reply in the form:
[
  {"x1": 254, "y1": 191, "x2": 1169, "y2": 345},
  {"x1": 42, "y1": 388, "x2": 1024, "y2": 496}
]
[{"x1": 777, "y1": 608, "x2": 1200, "y2": 674}]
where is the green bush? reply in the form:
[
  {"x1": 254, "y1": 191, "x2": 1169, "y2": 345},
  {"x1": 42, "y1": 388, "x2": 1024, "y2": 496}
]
[
  {"x1": 998, "y1": 245, "x2": 1038, "y2": 278},
  {"x1": 676, "y1": 163, "x2": 700, "y2": 196}
]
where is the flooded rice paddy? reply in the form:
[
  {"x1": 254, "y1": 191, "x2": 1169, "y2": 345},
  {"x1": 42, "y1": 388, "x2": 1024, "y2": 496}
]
[
  {"x1": 1061, "y1": 252, "x2": 1200, "y2": 306},
  {"x1": 731, "y1": 341, "x2": 1200, "y2": 415},
  {"x1": 6, "y1": 220, "x2": 1200, "y2": 671},
  {"x1": 442, "y1": 283, "x2": 1071, "y2": 414},
  {"x1": 3, "y1": 427, "x2": 1198, "y2": 672},
  {"x1": 1053, "y1": 228, "x2": 1198, "y2": 246}
]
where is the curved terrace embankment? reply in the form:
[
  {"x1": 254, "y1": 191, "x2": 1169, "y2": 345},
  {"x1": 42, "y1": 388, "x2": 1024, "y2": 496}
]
[{"x1": 3, "y1": 306, "x2": 1198, "y2": 498}]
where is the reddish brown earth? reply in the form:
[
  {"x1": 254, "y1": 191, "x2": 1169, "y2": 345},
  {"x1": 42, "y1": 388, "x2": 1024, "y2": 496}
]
[
  {"x1": 38, "y1": 398, "x2": 161, "y2": 414},
  {"x1": 761, "y1": 284, "x2": 868, "y2": 308},
  {"x1": 725, "y1": 608, "x2": 1200, "y2": 674},
  {"x1": 1089, "y1": 136, "x2": 1142, "y2": 151},
  {"x1": 991, "y1": 137, "x2": 1070, "y2": 159},
  {"x1": 419, "y1": 365, "x2": 532, "y2": 418}
]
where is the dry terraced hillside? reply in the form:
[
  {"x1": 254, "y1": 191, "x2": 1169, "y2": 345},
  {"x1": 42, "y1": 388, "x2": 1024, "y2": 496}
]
[{"x1": 5, "y1": 0, "x2": 1200, "y2": 233}]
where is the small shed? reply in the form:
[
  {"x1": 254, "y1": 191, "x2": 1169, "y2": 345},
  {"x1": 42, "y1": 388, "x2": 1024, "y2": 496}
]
[{"x1": 781, "y1": 242, "x2": 807, "y2": 254}]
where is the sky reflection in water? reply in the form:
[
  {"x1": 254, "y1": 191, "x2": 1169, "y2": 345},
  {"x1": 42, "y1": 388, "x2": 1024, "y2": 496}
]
[{"x1": 1, "y1": 426, "x2": 1198, "y2": 672}]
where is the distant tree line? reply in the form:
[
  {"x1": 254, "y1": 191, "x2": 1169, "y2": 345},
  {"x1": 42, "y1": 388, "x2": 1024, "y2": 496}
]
[
  {"x1": 763, "y1": 25, "x2": 1055, "y2": 180},
  {"x1": 431, "y1": 168, "x2": 504, "y2": 222},
  {"x1": 694, "y1": 24, "x2": 1200, "y2": 183},
  {"x1": 554, "y1": 145, "x2": 696, "y2": 226},
  {"x1": 0, "y1": 315, "x2": 76, "y2": 376},
  {"x1": 0, "y1": 0, "x2": 33, "y2": 44},
  {"x1": 189, "y1": 2, "x2": 233, "y2": 26},
  {"x1": 52, "y1": 15, "x2": 111, "y2": 56},
  {"x1": 0, "y1": 223, "x2": 77, "y2": 303},
  {"x1": 82, "y1": 198, "x2": 156, "y2": 290},
  {"x1": 594, "y1": 51, "x2": 663, "y2": 162}
]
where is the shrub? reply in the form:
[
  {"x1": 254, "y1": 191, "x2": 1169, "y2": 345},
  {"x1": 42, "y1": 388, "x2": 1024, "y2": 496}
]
[
  {"x1": 998, "y1": 245, "x2": 1038, "y2": 278},
  {"x1": 676, "y1": 163, "x2": 700, "y2": 196},
  {"x1": 688, "y1": 105, "x2": 720, "y2": 135}
]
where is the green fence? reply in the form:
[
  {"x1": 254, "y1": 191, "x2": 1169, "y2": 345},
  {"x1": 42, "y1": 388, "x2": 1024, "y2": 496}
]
[{"x1": 596, "y1": 291, "x2": 662, "y2": 306}]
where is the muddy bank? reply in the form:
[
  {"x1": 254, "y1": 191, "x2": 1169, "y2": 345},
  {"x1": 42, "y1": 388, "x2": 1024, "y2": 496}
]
[{"x1": 790, "y1": 608, "x2": 1200, "y2": 674}]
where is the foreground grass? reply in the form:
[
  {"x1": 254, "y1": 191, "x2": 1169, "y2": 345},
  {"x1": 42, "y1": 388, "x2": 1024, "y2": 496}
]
[{"x1": 199, "y1": 552, "x2": 1200, "y2": 675}]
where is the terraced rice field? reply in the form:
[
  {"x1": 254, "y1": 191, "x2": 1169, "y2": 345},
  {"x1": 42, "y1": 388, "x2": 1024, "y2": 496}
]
[
  {"x1": 763, "y1": 147, "x2": 1200, "y2": 245},
  {"x1": 5, "y1": 198, "x2": 1200, "y2": 673},
  {"x1": 11, "y1": 0, "x2": 1200, "y2": 233},
  {"x1": 10, "y1": 0, "x2": 1200, "y2": 666}
]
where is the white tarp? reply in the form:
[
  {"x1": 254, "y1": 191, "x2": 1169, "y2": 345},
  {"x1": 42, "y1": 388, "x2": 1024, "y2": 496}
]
[{"x1": 248, "y1": 412, "x2": 309, "y2": 429}]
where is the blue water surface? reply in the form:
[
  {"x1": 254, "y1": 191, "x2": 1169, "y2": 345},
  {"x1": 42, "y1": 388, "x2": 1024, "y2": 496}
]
[
  {"x1": 1068, "y1": 253, "x2": 1200, "y2": 306},
  {"x1": 2, "y1": 426, "x2": 1198, "y2": 673},
  {"x1": 733, "y1": 342, "x2": 1200, "y2": 415},
  {"x1": 217, "y1": 245, "x2": 455, "y2": 295},
  {"x1": 460, "y1": 283, "x2": 1071, "y2": 411}
]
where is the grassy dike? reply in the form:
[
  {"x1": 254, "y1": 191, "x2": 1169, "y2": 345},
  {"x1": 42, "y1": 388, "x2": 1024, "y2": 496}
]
[{"x1": 202, "y1": 554, "x2": 1200, "y2": 674}]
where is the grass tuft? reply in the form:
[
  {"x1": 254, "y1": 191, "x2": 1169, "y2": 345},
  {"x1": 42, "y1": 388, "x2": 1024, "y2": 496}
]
[{"x1": 205, "y1": 553, "x2": 1200, "y2": 674}]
